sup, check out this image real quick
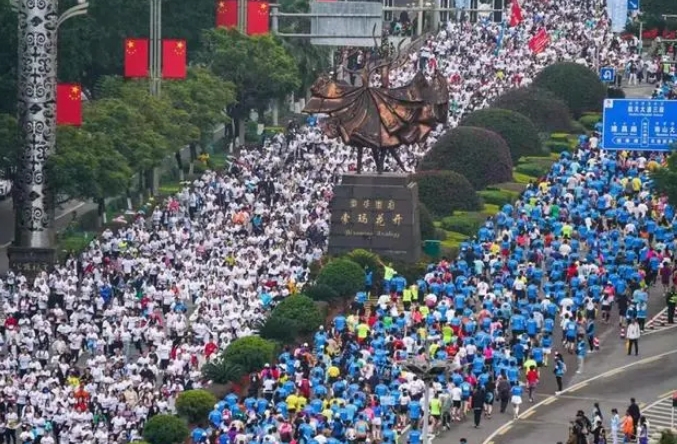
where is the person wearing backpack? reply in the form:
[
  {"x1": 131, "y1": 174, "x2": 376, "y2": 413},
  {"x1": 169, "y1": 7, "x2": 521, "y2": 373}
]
[{"x1": 554, "y1": 353, "x2": 567, "y2": 394}]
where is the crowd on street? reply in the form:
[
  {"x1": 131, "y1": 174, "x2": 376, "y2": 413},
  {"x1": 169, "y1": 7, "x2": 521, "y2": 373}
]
[{"x1": 0, "y1": 0, "x2": 675, "y2": 444}]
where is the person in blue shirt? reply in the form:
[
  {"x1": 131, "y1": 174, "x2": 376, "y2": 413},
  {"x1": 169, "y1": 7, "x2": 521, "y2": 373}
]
[
  {"x1": 576, "y1": 336, "x2": 587, "y2": 374},
  {"x1": 554, "y1": 353, "x2": 567, "y2": 392}
]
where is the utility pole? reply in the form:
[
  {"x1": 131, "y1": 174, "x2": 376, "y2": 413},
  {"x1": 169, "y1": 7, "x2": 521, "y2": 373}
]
[{"x1": 149, "y1": 0, "x2": 162, "y2": 97}]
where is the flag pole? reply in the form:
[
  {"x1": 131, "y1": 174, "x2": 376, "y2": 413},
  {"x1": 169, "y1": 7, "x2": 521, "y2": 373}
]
[{"x1": 149, "y1": 0, "x2": 162, "y2": 98}]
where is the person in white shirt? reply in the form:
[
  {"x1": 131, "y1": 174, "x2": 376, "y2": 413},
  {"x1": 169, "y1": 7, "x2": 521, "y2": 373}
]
[{"x1": 626, "y1": 318, "x2": 641, "y2": 356}]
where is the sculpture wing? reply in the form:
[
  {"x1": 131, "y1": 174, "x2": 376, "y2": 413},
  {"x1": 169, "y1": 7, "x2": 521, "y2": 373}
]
[{"x1": 303, "y1": 75, "x2": 363, "y2": 115}]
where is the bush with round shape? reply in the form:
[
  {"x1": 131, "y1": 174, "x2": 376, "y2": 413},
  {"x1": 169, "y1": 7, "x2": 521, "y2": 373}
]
[
  {"x1": 414, "y1": 170, "x2": 481, "y2": 217},
  {"x1": 459, "y1": 109, "x2": 543, "y2": 163},
  {"x1": 176, "y1": 389, "x2": 217, "y2": 426},
  {"x1": 302, "y1": 283, "x2": 338, "y2": 302},
  {"x1": 419, "y1": 203, "x2": 436, "y2": 240},
  {"x1": 143, "y1": 414, "x2": 190, "y2": 444},
  {"x1": 259, "y1": 315, "x2": 299, "y2": 343},
  {"x1": 221, "y1": 336, "x2": 277, "y2": 375},
  {"x1": 269, "y1": 294, "x2": 323, "y2": 335},
  {"x1": 478, "y1": 188, "x2": 518, "y2": 207},
  {"x1": 419, "y1": 127, "x2": 513, "y2": 189},
  {"x1": 514, "y1": 162, "x2": 549, "y2": 179},
  {"x1": 490, "y1": 86, "x2": 572, "y2": 133},
  {"x1": 316, "y1": 258, "x2": 365, "y2": 298},
  {"x1": 439, "y1": 214, "x2": 483, "y2": 236},
  {"x1": 345, "y1": 249, "x2": 383, "y2": 292},
  {"x1": 578, "y1": 114, "x2": 602, "y2": 131},
  {"x1": 532, "y1": 62, "x2": 607, "y2": 119}
]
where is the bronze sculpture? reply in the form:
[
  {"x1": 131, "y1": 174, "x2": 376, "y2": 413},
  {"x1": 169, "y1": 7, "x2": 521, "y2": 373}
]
[{"x1": 303, "y1": 41, "x2": 449, "y2": 174}]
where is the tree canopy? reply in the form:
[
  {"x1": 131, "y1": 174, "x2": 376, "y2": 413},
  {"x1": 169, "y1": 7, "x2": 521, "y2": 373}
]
[{"x1": 198, "y1": 28, "x2": 301, "y2": 116}]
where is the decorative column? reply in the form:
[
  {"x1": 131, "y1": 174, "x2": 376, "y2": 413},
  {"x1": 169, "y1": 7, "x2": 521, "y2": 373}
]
[{"x1": 8, "y1": 0, "x2": 59, "y2": 274}]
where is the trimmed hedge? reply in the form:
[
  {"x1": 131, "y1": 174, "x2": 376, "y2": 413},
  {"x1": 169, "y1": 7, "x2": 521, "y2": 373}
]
[
  {"x1": 414, "y1": 170, "x2": 481, "y2": 217},
  {"x1": 419, "y1": 127, "x2": 513, "y2": 189},
  {"x1": 265, "y1": 295, "x2": 323, "y2": 339},
  {"x1": 533, "y1": 62, "x2": 607, "y2": 118},
  {"x1": 221, "y1": 336, "x2": 277, "y2": 375},
  {"x1": 545, "y1": 140, "x2": 571, "y2": 154},
  {"x1": 143, "y1": 415, "x2": 190, "y2": 444},
  {"x1": 478, "y1": 188, "x2": 519, "y2": 207},
  {"x1": 579, "y1": 114, "x2": 602, "y2": 131},
  {"x1": 439, "y1": 213, "x2": 484, "y2": 236},
  {"x1": 176, "y1": 390, "x2": 216, "y2": 426},
  {"x1": 460, "y1": 109, "x2": 543, "y2": 162},
  {"x1": 490, "y1": 86, "x2": 573, "y2": 133},
  {"x1": 346, "y1": 249, "x2": 383, "y2": 291},
  {"x1": 515, "y1": 162, "x2": 549, "y2": 178},
  {"x1": 302, "y1": 283, "x2": 338, "y2": 302},
  {"x1": 316, "y1": 258, "x2": 365, "y2": 298},
  {"x1": 419, "y1": 203, "x2": 436, "y2": 240}
]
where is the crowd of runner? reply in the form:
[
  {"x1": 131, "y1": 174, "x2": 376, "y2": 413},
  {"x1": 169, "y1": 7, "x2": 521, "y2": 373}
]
[{"x1": 0, "y1": 0, "x2": 675, "y2": 443}]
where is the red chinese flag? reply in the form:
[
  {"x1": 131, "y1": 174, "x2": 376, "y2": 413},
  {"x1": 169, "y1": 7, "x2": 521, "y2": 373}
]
[
  {"x1": 56, "y1": 83, "x2": 82, "y2": 126},
  {"x1": 246, "y1": 0, "x2": 270, "y2": 35},
  {"x1": 162, "y1": 39, "x2": 187, "y2": 79},
  {"x1": 509, "y1": 0, "x2": 522, "y2": 27},
  {"x1": 528, "y1": 28, "x2": 551, "y2": 54},
  {"x1": 216, "y1": 0, "x2": 238, "y2": 28},
  {"x1": 124, "y1": 38, "x2": 149, "y2": 78}
]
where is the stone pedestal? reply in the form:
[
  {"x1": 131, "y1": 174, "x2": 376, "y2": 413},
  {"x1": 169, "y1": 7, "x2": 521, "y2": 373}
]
[
  {"x1": 7, "y1": 246, "x2": 56, "y2": 280},
  {"x1": 329, "y1": 173, "x2": 421, "y2": 262}
]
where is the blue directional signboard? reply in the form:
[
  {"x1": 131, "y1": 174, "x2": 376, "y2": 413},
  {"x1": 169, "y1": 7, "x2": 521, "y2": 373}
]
[
  {"x1": 627, "y1": 0, "x2": 639, "y2": 12},
  {"x1": 599, "y1": 67, "x2": 616, "y2": 83},
  {"x1": 602, "y1": 99, "x2": 677, "y2": 152}
]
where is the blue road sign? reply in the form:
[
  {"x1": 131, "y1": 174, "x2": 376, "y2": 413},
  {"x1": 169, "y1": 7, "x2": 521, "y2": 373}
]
[
  {"x1": 599, "y1": 67, "x2": 616, "y2": 83},
  {"x1": 602, "y1": 99, "x2": 677, "y2": 151},
  {"x1": 627, "y1": 0, "x2": 639, "y2": 11}
]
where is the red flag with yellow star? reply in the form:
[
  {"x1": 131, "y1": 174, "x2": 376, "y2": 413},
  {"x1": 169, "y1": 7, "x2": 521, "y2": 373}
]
[
  {"x1": 216, "y1": 0, "x2": 238, "y2": 28},
  {"x1": 124, "y1": 38, "x2": 149, "y2": 78},
  {"x1": 162, "y1": 39, "x2": 187, "y2": 79},
  {"x1": 56, "y1": 83, "x2": 82, "y2": 126},
  {"x1": 247, "y1": 0, "x2": 270, "y2": 35}
]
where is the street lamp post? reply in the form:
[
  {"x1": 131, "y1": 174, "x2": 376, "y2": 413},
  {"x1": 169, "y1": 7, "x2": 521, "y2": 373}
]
[
  {"x1": 149, "y1": 0, "x2": 162, "y2": 97},
  {"x1": 8, "y1": 0, "x2": 89, "y2": 276}
]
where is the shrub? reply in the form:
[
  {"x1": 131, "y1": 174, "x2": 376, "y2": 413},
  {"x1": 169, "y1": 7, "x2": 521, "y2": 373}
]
[
  {"x1": 201, "y1": 358, "x2": 245, "y2": 384},
  {"x1": 532, "y1": 62, "x2": 607, "y2": 118},
  {"x1": 176, "y1": 390, "x2": 217, "y2": 426},
  {"x1": 384, "y1": 261, "x2": 428, "y2": 283},
  {"x1": 259, "y1": 316, "x2": 298, "y2": 343},
  {"x1": 440, "y1": 213, "x2": 483, "y2": 236},
  {"x1": 143, "y1": 415, "x2": 190, "y2": 444},
  {"x1": 515, "y1": 162, "x2": 549, "y2": 178},
  {"x1": 419, "y1": 203, "x2": 436, "y2": 240},
  {"x1": 607, "y1": 87, "x2": 626, "y2": 99},
  {"x1": 579, "y1": 114, "x2": 602, "y2": 131},
  {"x1": 346, "y1": 249, "x2": 384, "y2": 291},
  {"x1": 221, "y1": 336, "x2": 277, "y2": 375},
  {"x1": 569, "y1": 120, "x2": 588, "y2": 135},
  {"x1": 660, "y1": 429, "x2": 677, "y2": 444},
  {"x1": 478, "y1": 188, "x2": 518, "y2": 207},
  {"x1": 414, "y1": 171, "x2": 481, "y2": 217},
  {"x1": 419, "y1": 127, "x2": 513, "y2": 189},
  {"x1": 490, "y1": 86, "x2": 572, "y2": 133},
  {"x1": 544, "y1": 140, "x2": 571, "y2": 154},
  {"x1": 270, "y1": 295, "x2": 323, "y2": 335},
  {"x1": 303, "y1": 283, "x2": 338, "y2": 302},
  {"x1": 460, "y1": 109, "x2": 542, "y2": 163},
  {"x1": 316, "y1": 258, "x2": 365, "y2": 298}
]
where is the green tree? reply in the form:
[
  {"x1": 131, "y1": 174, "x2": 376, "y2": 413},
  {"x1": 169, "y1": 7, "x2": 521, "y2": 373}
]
[
  {"x1": 0, "y1": 114, "x2": 19, "y2": 176},
  {"x1": 316, "y1": 259, "x2": 365, "y2": 299},
  {"x1": 202, "y1": 359, "x2": 245, "y2": 385},
  {"x1": 142, "y1": 414, "x2": 190, "y2": 444},
  {"x1": 176, "y1": 389, "x2": 217, "y2": 426},
  {"x1": 532, "y1": 62, "x2": 607, "y2": 119},
  {"x1": 198, "y1": 28, "x2": 300, "y2": 140},
  {"x1": 652, "y1": 150, "x2": 677, "y2": 205},
  {"x1": 419, "y1": 127, "x2": 513, "y2": 189},
  {"x1": 50, "y1": 126, "x2": 132, "y2": 222}
]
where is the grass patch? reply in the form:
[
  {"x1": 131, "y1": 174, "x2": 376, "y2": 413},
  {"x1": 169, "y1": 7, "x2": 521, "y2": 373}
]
[
  {"x1": 483, "y1": 203, "x2": 500, "y2": 215},
  {"x1": 440, "y1": 230, "x2": 468, "y2": 249},
  {"x1": 513, "y1": 171, "x2": 536, "y2": 184}
]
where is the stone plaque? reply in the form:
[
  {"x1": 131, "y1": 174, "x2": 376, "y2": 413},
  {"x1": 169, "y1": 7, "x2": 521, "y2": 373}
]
[
  {"x1": 7, "y1": 247, "x2": 56, "y2": 280},
  {"x1": 329, "y1": 173, "x2": 421, "y2": 262}
]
